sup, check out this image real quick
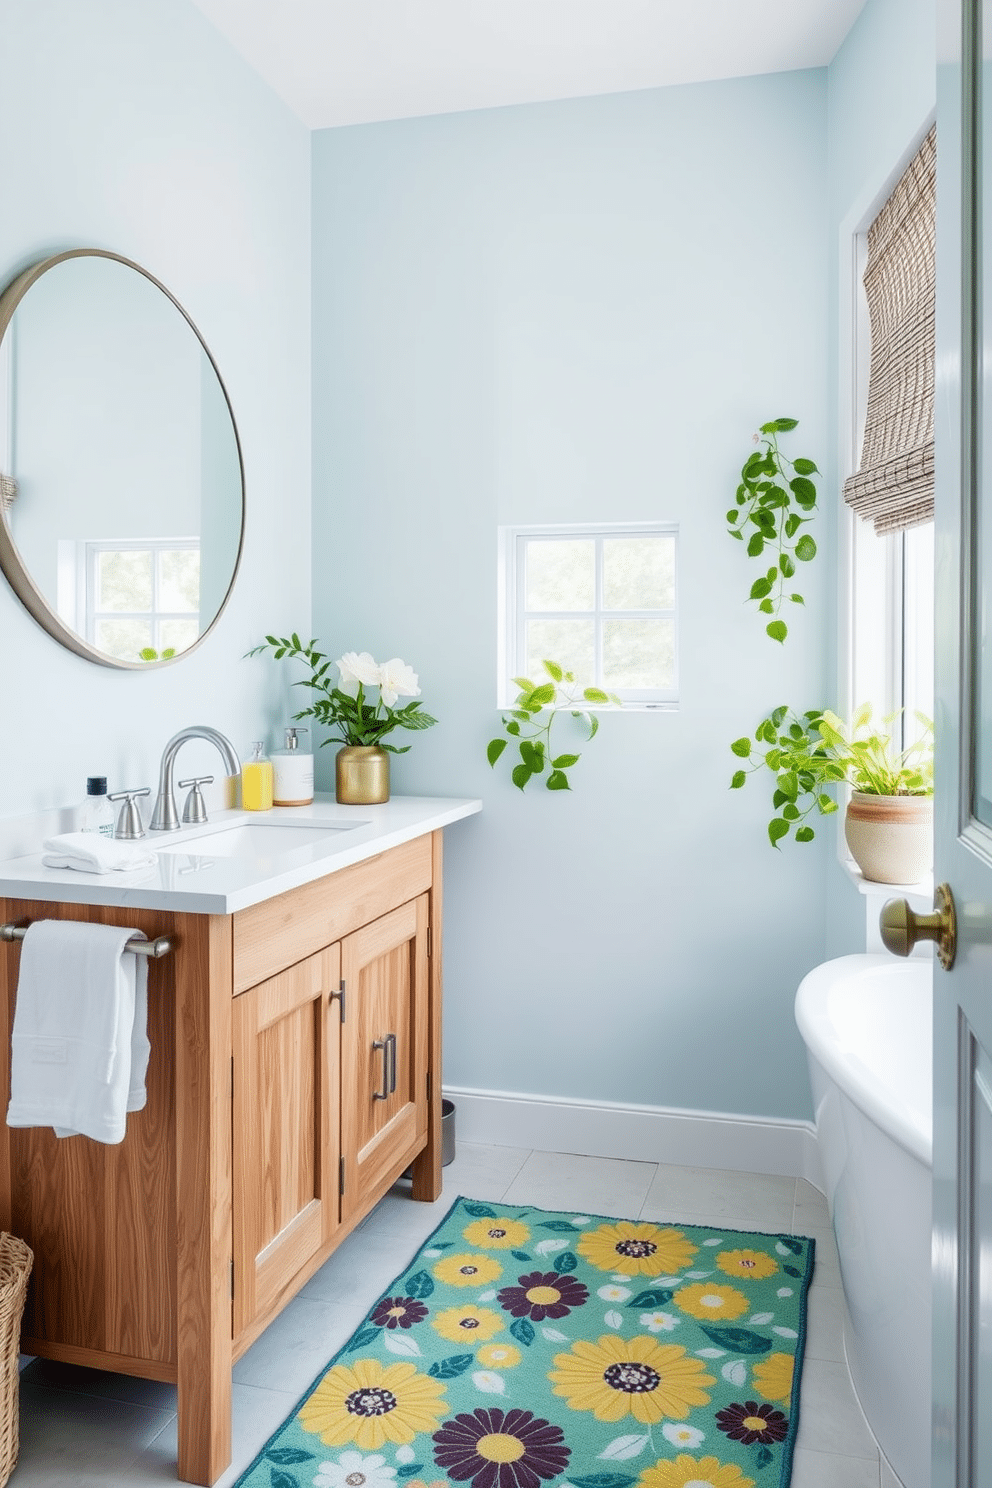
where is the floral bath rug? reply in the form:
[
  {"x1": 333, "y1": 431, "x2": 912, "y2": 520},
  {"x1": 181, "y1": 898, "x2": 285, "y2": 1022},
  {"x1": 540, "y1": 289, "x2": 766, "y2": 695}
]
[{"x1": 234, "y1": 1197, "x2": 815, "y2": 1488}]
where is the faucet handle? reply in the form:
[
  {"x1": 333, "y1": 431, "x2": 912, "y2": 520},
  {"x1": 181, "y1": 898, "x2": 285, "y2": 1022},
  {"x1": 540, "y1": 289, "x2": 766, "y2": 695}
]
[
  {"x1": 108, "y1": 787, "x2": 151, "y2": 841},
  {"x1": 179, "y1": 776, "x2": 214, "y2": 825}
]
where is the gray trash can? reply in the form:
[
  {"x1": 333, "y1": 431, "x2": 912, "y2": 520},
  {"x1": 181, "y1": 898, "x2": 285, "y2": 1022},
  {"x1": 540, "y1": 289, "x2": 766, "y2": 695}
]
[
  {"x1": 441, "y1": 1098, "x2": 456, "y2": 1167},
  {"x1": 404, "y1": 1099, "x2": 456, "y2": 1178}
]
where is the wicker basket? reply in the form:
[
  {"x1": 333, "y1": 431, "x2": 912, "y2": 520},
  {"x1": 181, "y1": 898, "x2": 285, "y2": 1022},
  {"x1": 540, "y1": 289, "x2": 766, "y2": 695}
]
[{"x1": 0, "y1": 1234, "x2": 32, "y2": 1487}]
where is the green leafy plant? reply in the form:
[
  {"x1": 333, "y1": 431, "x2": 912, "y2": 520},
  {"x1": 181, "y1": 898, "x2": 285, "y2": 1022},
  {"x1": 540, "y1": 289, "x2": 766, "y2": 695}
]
[
  {"x1": 730, "y1": 703, "x2": 934, "y2": 847},
  {"x1": 138, "y1": 646, "x2": 176, "y2": 661},
  {"x1": 248, "y1": 634, "x2": 437, "y2": 752},
  {"x1": 487, "y1": 660, "x2": 618, "y2": 792},
  {"x1": 726, "y1": 416, "x2": 820, "y2": 644}
]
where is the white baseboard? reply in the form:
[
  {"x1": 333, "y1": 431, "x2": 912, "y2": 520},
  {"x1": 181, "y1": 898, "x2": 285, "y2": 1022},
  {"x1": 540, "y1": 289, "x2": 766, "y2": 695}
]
[{"x1": 444, "y1": 1084, "x2": 823, "y2": 1191}]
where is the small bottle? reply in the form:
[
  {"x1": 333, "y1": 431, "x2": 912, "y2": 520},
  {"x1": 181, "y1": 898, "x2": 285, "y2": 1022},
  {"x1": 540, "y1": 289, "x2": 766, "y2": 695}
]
[
  {"x1": 80, "y1": 776, "x2": 115, "y2": 837},
  {"x1": 241, "y1": 742, "x2": 273, "y2": 811},
  {"x1": 272, "y1": 726, "x2": 314, "y2": 807}
]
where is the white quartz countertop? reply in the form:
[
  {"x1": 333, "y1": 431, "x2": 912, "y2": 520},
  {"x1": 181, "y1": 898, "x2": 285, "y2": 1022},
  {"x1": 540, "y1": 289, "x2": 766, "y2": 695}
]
[{"x1": 0, "y1": 795, "x2": 481, "y2": 915}]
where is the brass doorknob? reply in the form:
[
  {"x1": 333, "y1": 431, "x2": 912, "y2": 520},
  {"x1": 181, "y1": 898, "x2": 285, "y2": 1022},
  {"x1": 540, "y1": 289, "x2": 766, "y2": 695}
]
[{"x1": 880, "y1": 882, "x2": 957, "y2": 969}]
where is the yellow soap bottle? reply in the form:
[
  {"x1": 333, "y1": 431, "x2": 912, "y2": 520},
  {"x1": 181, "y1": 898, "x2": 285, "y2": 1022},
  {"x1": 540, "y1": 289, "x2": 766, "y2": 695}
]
[{"x1": 242, "y1": 741, "x2": 273, "y2": 811}]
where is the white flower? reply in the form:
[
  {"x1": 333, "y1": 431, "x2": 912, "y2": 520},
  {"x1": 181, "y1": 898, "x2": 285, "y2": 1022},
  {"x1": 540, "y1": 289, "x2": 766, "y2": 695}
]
[
  {"x1": 661, "y1": 1423, "x2": 705, "y2": 1449},
  {"x1": 313, "y1": 1452, "x2": 398, "y2": 1488},
  {"x1": 640, "y1": 1310, "x2": 679, "y2": 1332},
  {"x1": 336, "y1": 651, "x2": 380, "y2": 694},
  {"x1": 377, "y1": 658, "x2": 420, "y2": 708},
  {"x1": 597, "y1": 1284, "x2": 631, "y2": 1303}
]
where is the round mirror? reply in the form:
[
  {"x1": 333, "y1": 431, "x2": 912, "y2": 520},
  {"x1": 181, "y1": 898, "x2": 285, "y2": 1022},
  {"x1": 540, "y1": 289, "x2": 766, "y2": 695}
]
[{"x1": 0, "y1": 249, "x2": 244, "y2": 668}]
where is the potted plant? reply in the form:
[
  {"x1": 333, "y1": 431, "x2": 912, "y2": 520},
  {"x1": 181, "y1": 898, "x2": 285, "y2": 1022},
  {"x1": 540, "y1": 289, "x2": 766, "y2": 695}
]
[
  {"x1": 730, "y1": 703, "x2": 934, "y2": 883},
  {"x1": 249, "y1": 635, "x2": 437, "y2": 803}
]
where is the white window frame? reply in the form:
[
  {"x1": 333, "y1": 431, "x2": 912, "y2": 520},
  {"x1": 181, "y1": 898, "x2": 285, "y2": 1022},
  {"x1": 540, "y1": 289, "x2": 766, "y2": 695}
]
[
  {"x1": 498, "y1": 522, "x2": 679, "y2": 710},
  {"x1": 65, "y1": 537, "x2": 200, "y2": 654}
]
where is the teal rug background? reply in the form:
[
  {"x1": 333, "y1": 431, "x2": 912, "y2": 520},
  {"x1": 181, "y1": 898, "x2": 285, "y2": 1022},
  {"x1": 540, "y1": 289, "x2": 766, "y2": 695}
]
[{"x1": 234, "y1": 1197, "x2": 815, "y2": 1488}]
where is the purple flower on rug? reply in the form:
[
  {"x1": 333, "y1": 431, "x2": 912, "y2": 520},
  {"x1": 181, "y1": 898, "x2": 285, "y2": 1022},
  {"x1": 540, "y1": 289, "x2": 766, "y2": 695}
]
[
  {"x1": 433, "y1": 1407, "x2": 570, "y2": 1488},
  {"x1": 496, "y1": 1271, "x2": 588, "y2": 1322},
  {"x1": 716, "y1": 1400, "x2": 789, "y2": 1445},
  {"x1": 370, "y1": 1296, "x2": 430, "y2": 1330}
]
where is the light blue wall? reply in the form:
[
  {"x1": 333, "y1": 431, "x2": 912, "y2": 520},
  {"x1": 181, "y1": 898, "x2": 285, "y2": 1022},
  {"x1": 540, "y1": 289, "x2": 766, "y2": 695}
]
[
  {"x1": 312, "y1": 72, "x2": 830, "y2": 1120},
  {"x1": 0, "y1": 0, "x2": 311, "y2": 809},
  {"x1": 823, "y1": 0, "x2": 936, "y2": 958}
]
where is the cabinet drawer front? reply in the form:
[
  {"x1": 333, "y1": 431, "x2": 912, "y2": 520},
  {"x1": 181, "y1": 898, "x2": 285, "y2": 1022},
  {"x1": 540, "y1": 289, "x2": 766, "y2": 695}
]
[{"x1": 232, "y1": 836, "x2": 432, "y2": 993}]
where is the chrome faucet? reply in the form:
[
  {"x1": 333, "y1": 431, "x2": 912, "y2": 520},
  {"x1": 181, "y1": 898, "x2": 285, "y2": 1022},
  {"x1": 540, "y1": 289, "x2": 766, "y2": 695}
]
[{"x1": 149, "y1": 726, "x2": 242, "y2": 832}]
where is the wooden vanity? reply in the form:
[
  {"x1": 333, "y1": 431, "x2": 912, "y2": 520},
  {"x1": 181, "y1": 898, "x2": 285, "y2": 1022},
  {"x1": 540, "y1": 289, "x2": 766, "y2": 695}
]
[{"x1": 0, "y1": 817, "x2": 462, "y2": 1485}]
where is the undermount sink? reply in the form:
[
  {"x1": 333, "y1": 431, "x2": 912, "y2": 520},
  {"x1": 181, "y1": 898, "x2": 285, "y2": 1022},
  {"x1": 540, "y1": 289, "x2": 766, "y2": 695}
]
[{"x1": 154, "y1": 819, "x2": 365, "y2": 858}]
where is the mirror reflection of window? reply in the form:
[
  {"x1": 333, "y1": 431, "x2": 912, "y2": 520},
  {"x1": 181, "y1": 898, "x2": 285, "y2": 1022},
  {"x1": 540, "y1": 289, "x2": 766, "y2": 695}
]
[{"x1": 80, "y1": 539, "x2": 200, "y2": 663}]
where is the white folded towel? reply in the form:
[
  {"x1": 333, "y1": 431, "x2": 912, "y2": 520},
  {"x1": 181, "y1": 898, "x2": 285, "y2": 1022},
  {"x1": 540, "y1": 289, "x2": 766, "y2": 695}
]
[
  {"x1": 41, "y1": 832, "x2": 157, "y2": 874},
  {"x1": 6, "y1": 920, "x2": 150, "y2": 1145}
]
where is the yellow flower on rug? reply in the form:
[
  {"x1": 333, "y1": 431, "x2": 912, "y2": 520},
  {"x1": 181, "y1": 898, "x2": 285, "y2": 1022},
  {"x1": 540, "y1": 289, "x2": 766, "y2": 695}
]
[
  {"x1": 638, "y1": 1454, "x2": 756, "y2": 1488},
  {"x1": 476, "y1": 1342, "x2": 521, "y2": 1369},
  {"x1": 578, "y1": 1222, "x2": 698, "y2": 1276},
  {"x1": 432, "y1": 1305, "x2": 504, "y2": 1343},
  {"x1": 673, "y1": 1282, "x2": 749, "y2": 1321},
  {"x1": 714, "y1": 1247, "x2": 778, "y2": 1281},
  {"x1": 298, "y1": 1358, "x2": 447, "y2": 1449},
  {"x1": 549, "y1": 1334, "x2": 715, "y2": 1423},
  {"x1": 752, "y1": 1350, "x2": 794, "y2": 1402},
  {"x1": 432, "y1": 1253, "x2": 503, "y2": 1288},
  {"x1": 462, "y1": 1216, "x2": 531, "y2": 1249}
]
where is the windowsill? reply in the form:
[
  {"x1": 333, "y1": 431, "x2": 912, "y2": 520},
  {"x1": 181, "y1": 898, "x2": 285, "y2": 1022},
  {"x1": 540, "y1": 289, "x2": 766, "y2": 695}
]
[{"x1": 841, "y1": 857, "x2": 934, "y2": 899}]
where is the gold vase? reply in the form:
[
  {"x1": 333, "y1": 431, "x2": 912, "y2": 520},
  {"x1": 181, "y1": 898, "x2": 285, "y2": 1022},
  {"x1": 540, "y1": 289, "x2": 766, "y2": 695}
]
[{"x1": 335, "y1": 745, "x2": 390, "y2": 804}]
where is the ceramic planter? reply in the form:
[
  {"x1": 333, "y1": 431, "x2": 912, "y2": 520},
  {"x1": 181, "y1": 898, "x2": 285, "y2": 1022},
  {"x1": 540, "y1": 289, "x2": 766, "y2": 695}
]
[
  {"x1": 335, "y1": 744, "x2": 390, "y2": 804},
  {"x1": 844, "y1": 790, "x2": 933, "y2": 884}
]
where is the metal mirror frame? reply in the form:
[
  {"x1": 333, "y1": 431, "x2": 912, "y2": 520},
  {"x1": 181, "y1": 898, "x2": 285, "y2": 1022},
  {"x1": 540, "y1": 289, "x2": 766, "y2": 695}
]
[{"x1": 0, "y1": 248, "x2": 245, "y2": 670}]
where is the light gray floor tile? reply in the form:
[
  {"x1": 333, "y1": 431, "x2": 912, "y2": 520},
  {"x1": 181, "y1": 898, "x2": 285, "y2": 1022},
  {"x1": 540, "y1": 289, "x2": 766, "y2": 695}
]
[
  {"x1": 796, "y1": 1356, "x2": 880, "y2": 1459},
  {"x1": 14, "y1": 1379, "x2": 177, "y2": 1484},
  {"x1": 790, "y1": 1445, "x2": 880, "y2": 1487},
  {"x1": 126, "y1": 1382, "x2": 300, "y2": 1488},
  {"x1": 799, "y1": 1215, "x2": 844, "y2": 1289},
  {"x1": 803, "y1": 1279, "x2": 848, "y2": 1362},
  {"x1": 233, "y1": 1292, "x2": 360, "y2": 1393},
  {"x1": 640, "y1": 1162, "x2": 797, "y2": 1228},
  {"x1": 500, "y1": 1148, "x2": 658, "y2": 1216},
  {"x1": 879, "y1": 1453, "x2": 903, "y2": 1487}
]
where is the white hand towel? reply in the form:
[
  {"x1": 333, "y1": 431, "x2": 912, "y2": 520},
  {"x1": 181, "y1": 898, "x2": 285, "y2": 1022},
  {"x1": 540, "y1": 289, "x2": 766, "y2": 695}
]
[
  {"x1": 6, "y1": 920, "x2": 150, "y2": 1145},
  {"x1": 41, "y1": 832, "x2": 157, "y2": 874}
]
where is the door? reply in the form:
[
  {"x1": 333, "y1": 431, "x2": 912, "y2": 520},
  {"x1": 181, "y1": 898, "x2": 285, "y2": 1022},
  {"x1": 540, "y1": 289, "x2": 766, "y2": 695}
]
[
  {"x1": 340, "y1": 894, "x2": 429, "y2": 1224},
  {"x1": 934, "y1": 1, "x2": 992, "y2": 1481},
  {"x1": 232, "y1": 944, "x2": 342, "y2": 1339}
]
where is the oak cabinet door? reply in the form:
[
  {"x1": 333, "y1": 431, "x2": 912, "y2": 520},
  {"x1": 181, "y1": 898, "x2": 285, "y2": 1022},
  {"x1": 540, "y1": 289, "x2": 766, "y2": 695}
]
[
  {"x1": 340, "y1": 894, "x2": 429, "y2": 1223},
  {"x1": 232, "y1": 944, "x2": 341, "y2": 1338}
]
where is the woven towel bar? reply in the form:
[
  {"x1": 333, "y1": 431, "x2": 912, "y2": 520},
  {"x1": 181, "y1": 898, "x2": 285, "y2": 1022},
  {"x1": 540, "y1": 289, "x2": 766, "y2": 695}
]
[{"x1": 0, "y1": 923, "x2": 174, "y2": 958}]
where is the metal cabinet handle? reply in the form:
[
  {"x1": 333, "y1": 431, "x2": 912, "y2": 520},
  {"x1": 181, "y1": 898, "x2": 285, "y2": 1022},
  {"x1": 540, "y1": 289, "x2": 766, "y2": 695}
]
[
  {"x1": 372, "y1": 1033, "x2": 397, "y2": 1100},
  {"x1": 373, "y1": 1038, "x2": 390, "y2": 1100}
]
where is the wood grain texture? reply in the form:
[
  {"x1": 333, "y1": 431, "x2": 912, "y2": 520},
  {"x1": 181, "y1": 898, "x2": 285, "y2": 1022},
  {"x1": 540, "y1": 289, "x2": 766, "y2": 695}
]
[
  {"x1": 233, "y1": 945, "x2": 340, "y2": 1341},
  {"x1": 1, "y1": 898, "x2": 179, "y2": 1360},
  {"x1": 232, "y1": 835, "x2": 432, "y2": 993},
  {"x1": 340, "y1": 895, "x2": 429, "y2": 1224},
  {"x1": 411, "y1": 832, "x2": 443, "y2": 1202},
  {"x1": 174, "y1": 913, "x2": 233, "y2": 1486}
]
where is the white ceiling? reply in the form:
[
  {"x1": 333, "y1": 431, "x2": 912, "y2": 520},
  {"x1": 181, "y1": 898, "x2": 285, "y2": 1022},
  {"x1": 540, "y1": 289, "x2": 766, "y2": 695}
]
[{"x1": 188, "y1": 0, "x2": 870, "y2": 131}]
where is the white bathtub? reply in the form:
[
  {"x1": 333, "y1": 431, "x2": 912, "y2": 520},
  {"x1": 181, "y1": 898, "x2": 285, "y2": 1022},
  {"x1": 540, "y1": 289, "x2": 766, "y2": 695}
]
[{"x1": 795, "y1": 953, "x2": 932, "y2": 1488}]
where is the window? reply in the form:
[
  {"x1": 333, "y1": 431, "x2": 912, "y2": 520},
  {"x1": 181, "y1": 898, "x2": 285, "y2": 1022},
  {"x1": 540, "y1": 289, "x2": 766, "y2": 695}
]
[
  {"x1": 58, "y1": 538, "x2": 201, "y2": 663},
  {"x1": 846, "y1": 125, "x2": 935, "y2": 754},
  {"x1": 499, "y1": 524, "x2": 678, "y2": 708}
]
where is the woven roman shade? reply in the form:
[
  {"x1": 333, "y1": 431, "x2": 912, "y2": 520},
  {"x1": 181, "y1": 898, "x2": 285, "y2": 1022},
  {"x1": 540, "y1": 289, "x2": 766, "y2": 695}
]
[{"x1": 844, "y1": 125, "x2": 936, "y2": 535}]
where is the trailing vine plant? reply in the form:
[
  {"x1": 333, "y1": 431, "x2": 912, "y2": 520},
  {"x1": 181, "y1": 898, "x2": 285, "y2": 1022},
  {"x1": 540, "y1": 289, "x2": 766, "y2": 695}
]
[
  {"x1": 726, "y1": 417, "x2": 820, "y2": 643},
  {"x1": 487, "y1": 660, "x2": 618, "y2": 792}
]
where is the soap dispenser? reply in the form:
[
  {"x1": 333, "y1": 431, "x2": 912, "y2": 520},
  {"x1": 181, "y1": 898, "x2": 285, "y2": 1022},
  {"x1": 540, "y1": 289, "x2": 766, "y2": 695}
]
[
  {"x1": 272, "y1": 726, "x2": 314, "y2": 807},
  {"x1": 241, "y1": 741, "x2": 273, "y2": 811}
]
